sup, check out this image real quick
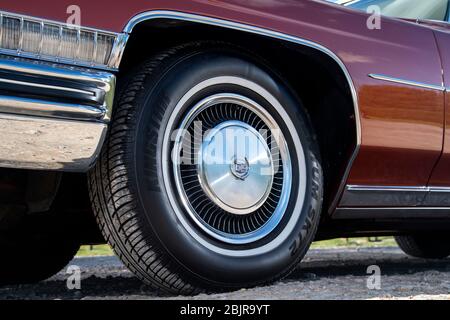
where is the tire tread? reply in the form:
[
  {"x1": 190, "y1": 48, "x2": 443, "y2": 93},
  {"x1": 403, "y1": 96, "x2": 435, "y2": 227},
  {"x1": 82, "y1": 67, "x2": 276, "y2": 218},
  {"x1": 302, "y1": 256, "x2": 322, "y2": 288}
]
[{"x1": 88, "y1": 42, "x2": 323, "y2": 295}]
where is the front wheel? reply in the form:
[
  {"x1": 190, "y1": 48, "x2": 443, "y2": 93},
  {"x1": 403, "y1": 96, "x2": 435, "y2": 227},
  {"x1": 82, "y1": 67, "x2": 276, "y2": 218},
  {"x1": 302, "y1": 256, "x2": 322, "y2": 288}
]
[{"x1": 89, "y1": 43, "x2": 323, "y2": 295}]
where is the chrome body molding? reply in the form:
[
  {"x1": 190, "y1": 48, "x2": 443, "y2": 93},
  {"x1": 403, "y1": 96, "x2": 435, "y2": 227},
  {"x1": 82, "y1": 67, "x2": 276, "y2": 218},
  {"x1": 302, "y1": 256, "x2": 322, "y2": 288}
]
[
  {"x1": 0, "y1": 55, "x2": 115, "y2": 172},
  {"x1": 0, "y1": 11, "x2": 121, "y2": 71},
  {"x1": 368, "y1": 73, "x2": 445, "y2": 91},
  {"x1": 108, "y1": 33, "x2": 129, "y2": 70},
  {"x1": 340, "y1": 185, "x2": 450, "y2": 207},
  {"x1": 341, "y1": 185, "x2": 429, "y2": 207},
  {"x1": 0, "y1": 114, "x2": 107, "y2": 171},
  {"x1": 122, "y1": 10, "x2": 361, "y2": 212},
  {"x1": 0, "y1": 96, "x2": 105, "y2": 120},
  {"x1": 334, "y1": 207, "x2": 450, "y2": 220},
  {"x1": 0, "y1": 55, "x2": 115, "y2": 121}
]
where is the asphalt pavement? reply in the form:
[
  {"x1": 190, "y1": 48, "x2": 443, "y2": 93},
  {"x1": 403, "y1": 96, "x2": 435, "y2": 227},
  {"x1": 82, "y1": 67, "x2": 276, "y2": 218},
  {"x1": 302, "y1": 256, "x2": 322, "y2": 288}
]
[{"x1": 1, "y1": 247, "x2": 449, "y2": 300}]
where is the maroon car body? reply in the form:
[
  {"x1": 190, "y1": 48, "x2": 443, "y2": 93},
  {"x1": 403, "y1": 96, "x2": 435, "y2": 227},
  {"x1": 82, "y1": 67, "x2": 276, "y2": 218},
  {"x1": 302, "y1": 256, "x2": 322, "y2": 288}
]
[
  {"x1": 2, "y1": 0, "x2": 449, "y2": 198},
  {"x1": 1, "y1": 0, "x2": 450, "y2": 293}
]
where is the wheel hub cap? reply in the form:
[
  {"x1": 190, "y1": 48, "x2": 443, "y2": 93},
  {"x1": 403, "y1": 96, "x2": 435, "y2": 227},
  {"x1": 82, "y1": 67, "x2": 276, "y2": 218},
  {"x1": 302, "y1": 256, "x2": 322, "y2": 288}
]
[
  {"x1": 172, "y1": 93, "x2": 292, "y2": 244},
  {"x1": 199, "y1": 121, "x2": 274, "y2": 215}
]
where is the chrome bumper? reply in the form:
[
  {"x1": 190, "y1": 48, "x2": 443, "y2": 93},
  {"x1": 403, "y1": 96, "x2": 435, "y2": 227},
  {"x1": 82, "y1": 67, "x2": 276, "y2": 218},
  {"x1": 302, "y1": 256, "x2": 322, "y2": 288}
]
[{"x1": 0, "y1": 55, "x2": 115, "y2": 171}]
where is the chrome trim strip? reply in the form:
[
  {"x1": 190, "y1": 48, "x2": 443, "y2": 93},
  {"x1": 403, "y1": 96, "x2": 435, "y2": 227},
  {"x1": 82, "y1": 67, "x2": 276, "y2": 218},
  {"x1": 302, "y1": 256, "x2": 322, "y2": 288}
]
[
  {"x1": 76, "y1": 28, "x2": 81, "y2": 60},
  {"x1": 346, "y1": 185, "x2": 429, "y2": 192},
  {"x1": 0, "y1": 95, "x2": 104, "y2": 120},
  {"x1": 334, "y1": 207, "x2": 450, "y2": 220},
  {"x1": 57, "y1": 25, "x2": 63, "y2": 59},
  {"x1": 122, "y1": 10, "x2": 361, "y2": 212},
  {"x1": 0, "y1": 55, "x2": 114, "y2": 85},
  {"x1": 0, "y1": 46, "x2": 117, "y2": 72},
  {"x1": 38, "y1": 21, "x2": 44, "y2": 56},
  {"x1": 0, "y1": 77, "x2": 94, "y2": 96},
  {"x1": 93, "y1": 31, "x2": 98, "y2": 65},
  {"x1": 341, "y1": 185, "x2": 429, "y2": 207},
  {"x1": 341, "y1": 185, "x2": 450, "y2": 208},
  {"x1": 429, "y1": 187, "x2": 450, "y2": 192},
  {"x1": 18, "y1": 17, "x2": 24, "y2": 53},
  {"x1": 108, "y1": 33, "x2": 129, "y2": 69},
  {"x1": 368, "y1": 73, "x2": 445, "y2": 91},
  {"x1": 0, "y1": 55, "x2": 115, "y2": 122},
  {"x1": 347, "y1": 185, "x2": 450, "y2": 193},
  {"x1": 0, "y1": 14, "x2": 3, "y2": 46}
]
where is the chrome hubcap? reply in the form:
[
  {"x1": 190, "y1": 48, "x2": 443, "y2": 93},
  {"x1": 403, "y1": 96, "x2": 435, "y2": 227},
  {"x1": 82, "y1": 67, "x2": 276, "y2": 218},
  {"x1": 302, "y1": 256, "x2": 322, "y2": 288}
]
[
  {"x1": 172, "y1": 93, "x2": 292, "y2": 244},
  {"x1": 198, "y1": 121, "x2": 274, "y2": 215}
]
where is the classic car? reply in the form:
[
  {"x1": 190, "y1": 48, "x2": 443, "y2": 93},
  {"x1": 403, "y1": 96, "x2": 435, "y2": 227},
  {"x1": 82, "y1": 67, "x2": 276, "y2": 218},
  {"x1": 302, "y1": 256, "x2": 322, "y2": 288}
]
[{"x1": 0, "y1": 0, "x2": 449, "y2": 294}]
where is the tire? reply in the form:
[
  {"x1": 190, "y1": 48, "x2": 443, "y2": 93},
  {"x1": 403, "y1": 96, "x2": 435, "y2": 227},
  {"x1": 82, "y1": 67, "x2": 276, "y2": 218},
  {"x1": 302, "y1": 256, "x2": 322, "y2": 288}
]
[
  {"x1": 89, "y1": 42, "x2": 323, "y2": 295},
  {"x1": 0, "y1": 213, "x2": 80, "y2": 285},
  {"x1": 395, "y1": 234, "x2": 450, "y2": 259}
]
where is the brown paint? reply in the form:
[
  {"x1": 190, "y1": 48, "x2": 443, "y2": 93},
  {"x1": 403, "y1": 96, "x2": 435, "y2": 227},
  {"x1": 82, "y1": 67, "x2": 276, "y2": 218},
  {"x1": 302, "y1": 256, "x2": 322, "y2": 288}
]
[
  {"x1": 1, "y1": 0, "x2": 449, "y2": 201},
  {"x1": 349, "y1": 83, "x2": 444, "y2": 186},
  {"x1": 428, "y1": 30, "x2": 450, "y2": 187}
]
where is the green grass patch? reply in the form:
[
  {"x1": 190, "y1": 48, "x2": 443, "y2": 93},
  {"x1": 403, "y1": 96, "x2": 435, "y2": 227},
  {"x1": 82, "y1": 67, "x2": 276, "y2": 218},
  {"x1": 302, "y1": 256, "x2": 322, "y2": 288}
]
[
  {"x1": 76, "y1": 245, "x2": 114, "y2": 257},
  {"x1": 311, "y1": 236, "x2": 397, "y2": 249}
]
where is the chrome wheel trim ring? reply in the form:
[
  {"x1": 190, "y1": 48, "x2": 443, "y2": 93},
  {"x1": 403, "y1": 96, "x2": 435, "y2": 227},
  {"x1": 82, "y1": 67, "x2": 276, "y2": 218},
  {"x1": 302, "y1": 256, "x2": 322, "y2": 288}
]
[
  {"x1": 172, "y1": 93, "x2": 292, "y2": 245},
  {"x1": 162, "y1": 77, "x2": 307, "y2": 256}
]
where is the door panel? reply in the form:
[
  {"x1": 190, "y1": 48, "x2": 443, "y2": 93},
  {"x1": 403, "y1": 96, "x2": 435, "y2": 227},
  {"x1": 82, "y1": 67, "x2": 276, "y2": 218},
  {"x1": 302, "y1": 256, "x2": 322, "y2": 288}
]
[
  {"x1": 345, "y1": 20, "x2": 445, "y2": 187},
  {"x1": 428, "y1": 30, "x2": 450, "y2": 187},
  {"x1": 348, "y1": 83, "x2": 444, "y2": 186}
]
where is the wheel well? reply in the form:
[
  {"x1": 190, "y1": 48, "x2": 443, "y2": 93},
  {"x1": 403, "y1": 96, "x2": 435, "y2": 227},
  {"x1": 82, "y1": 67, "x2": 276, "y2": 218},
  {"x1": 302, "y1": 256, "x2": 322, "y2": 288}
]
[
  {"x1": 118, "y1": 19, "x2": 357, "y2": 213},
  {"x1": 0, "y1": 168, "x2": 104, "y2": 244}
]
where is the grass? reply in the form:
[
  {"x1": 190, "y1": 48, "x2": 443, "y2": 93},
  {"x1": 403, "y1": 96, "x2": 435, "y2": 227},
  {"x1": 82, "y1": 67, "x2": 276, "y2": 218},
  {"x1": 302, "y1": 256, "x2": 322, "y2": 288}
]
[
  {"x1": 311, "y1": 236, "x2": 397, "y2": 249},
  {"x1": 76, "y1": 245, "x2": 114, "y2": 257},
  {"x1": 76, "y1": 237, "x2": 397, "y2": 257}
]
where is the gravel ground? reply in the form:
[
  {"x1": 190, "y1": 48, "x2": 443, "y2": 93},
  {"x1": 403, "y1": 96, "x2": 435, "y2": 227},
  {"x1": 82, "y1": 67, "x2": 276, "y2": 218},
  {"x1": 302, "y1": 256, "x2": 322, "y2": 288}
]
[{"x1": 1, "y1": 247, "x2": 449, "y2": 300}]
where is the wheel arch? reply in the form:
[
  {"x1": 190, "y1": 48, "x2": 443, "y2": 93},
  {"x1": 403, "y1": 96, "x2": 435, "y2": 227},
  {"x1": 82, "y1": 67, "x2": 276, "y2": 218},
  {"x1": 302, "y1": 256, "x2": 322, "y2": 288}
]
[{"x1": 116, "y1": 10, "x2": 360, "y2": 213}]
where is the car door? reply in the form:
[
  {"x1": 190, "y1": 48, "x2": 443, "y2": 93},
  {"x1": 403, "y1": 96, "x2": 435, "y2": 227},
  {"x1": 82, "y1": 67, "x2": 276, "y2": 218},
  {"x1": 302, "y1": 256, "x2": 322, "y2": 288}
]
[
  {"x1": 344, "y1": 14, "x2": 445, "y2": 186},
  {"x1": 426, "y1": 25, "x2": 450, "y2": 205},
  {"x1": 334, "y1": 0, "x2": 446, "y2": 208}
]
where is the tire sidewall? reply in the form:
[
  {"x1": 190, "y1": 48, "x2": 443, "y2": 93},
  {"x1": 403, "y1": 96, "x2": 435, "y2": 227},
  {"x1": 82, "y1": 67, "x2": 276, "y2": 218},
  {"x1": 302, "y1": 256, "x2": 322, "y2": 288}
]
[{"x1": 134, "y1": 52, "x2": 322, "y2": 286}]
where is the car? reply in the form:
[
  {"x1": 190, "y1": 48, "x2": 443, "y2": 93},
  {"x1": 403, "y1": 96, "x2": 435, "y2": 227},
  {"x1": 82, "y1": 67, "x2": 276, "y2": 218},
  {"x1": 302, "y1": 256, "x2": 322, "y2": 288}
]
[{"x1": 0, "y1": 0, "x2": 450, "y2": 294}]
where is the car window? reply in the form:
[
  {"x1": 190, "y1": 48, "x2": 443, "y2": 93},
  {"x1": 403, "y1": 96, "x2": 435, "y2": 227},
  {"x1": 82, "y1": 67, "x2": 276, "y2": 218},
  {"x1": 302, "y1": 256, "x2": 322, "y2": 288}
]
[{"x1": 329, "y1": 0, "x2": 449, "y2": 22}]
